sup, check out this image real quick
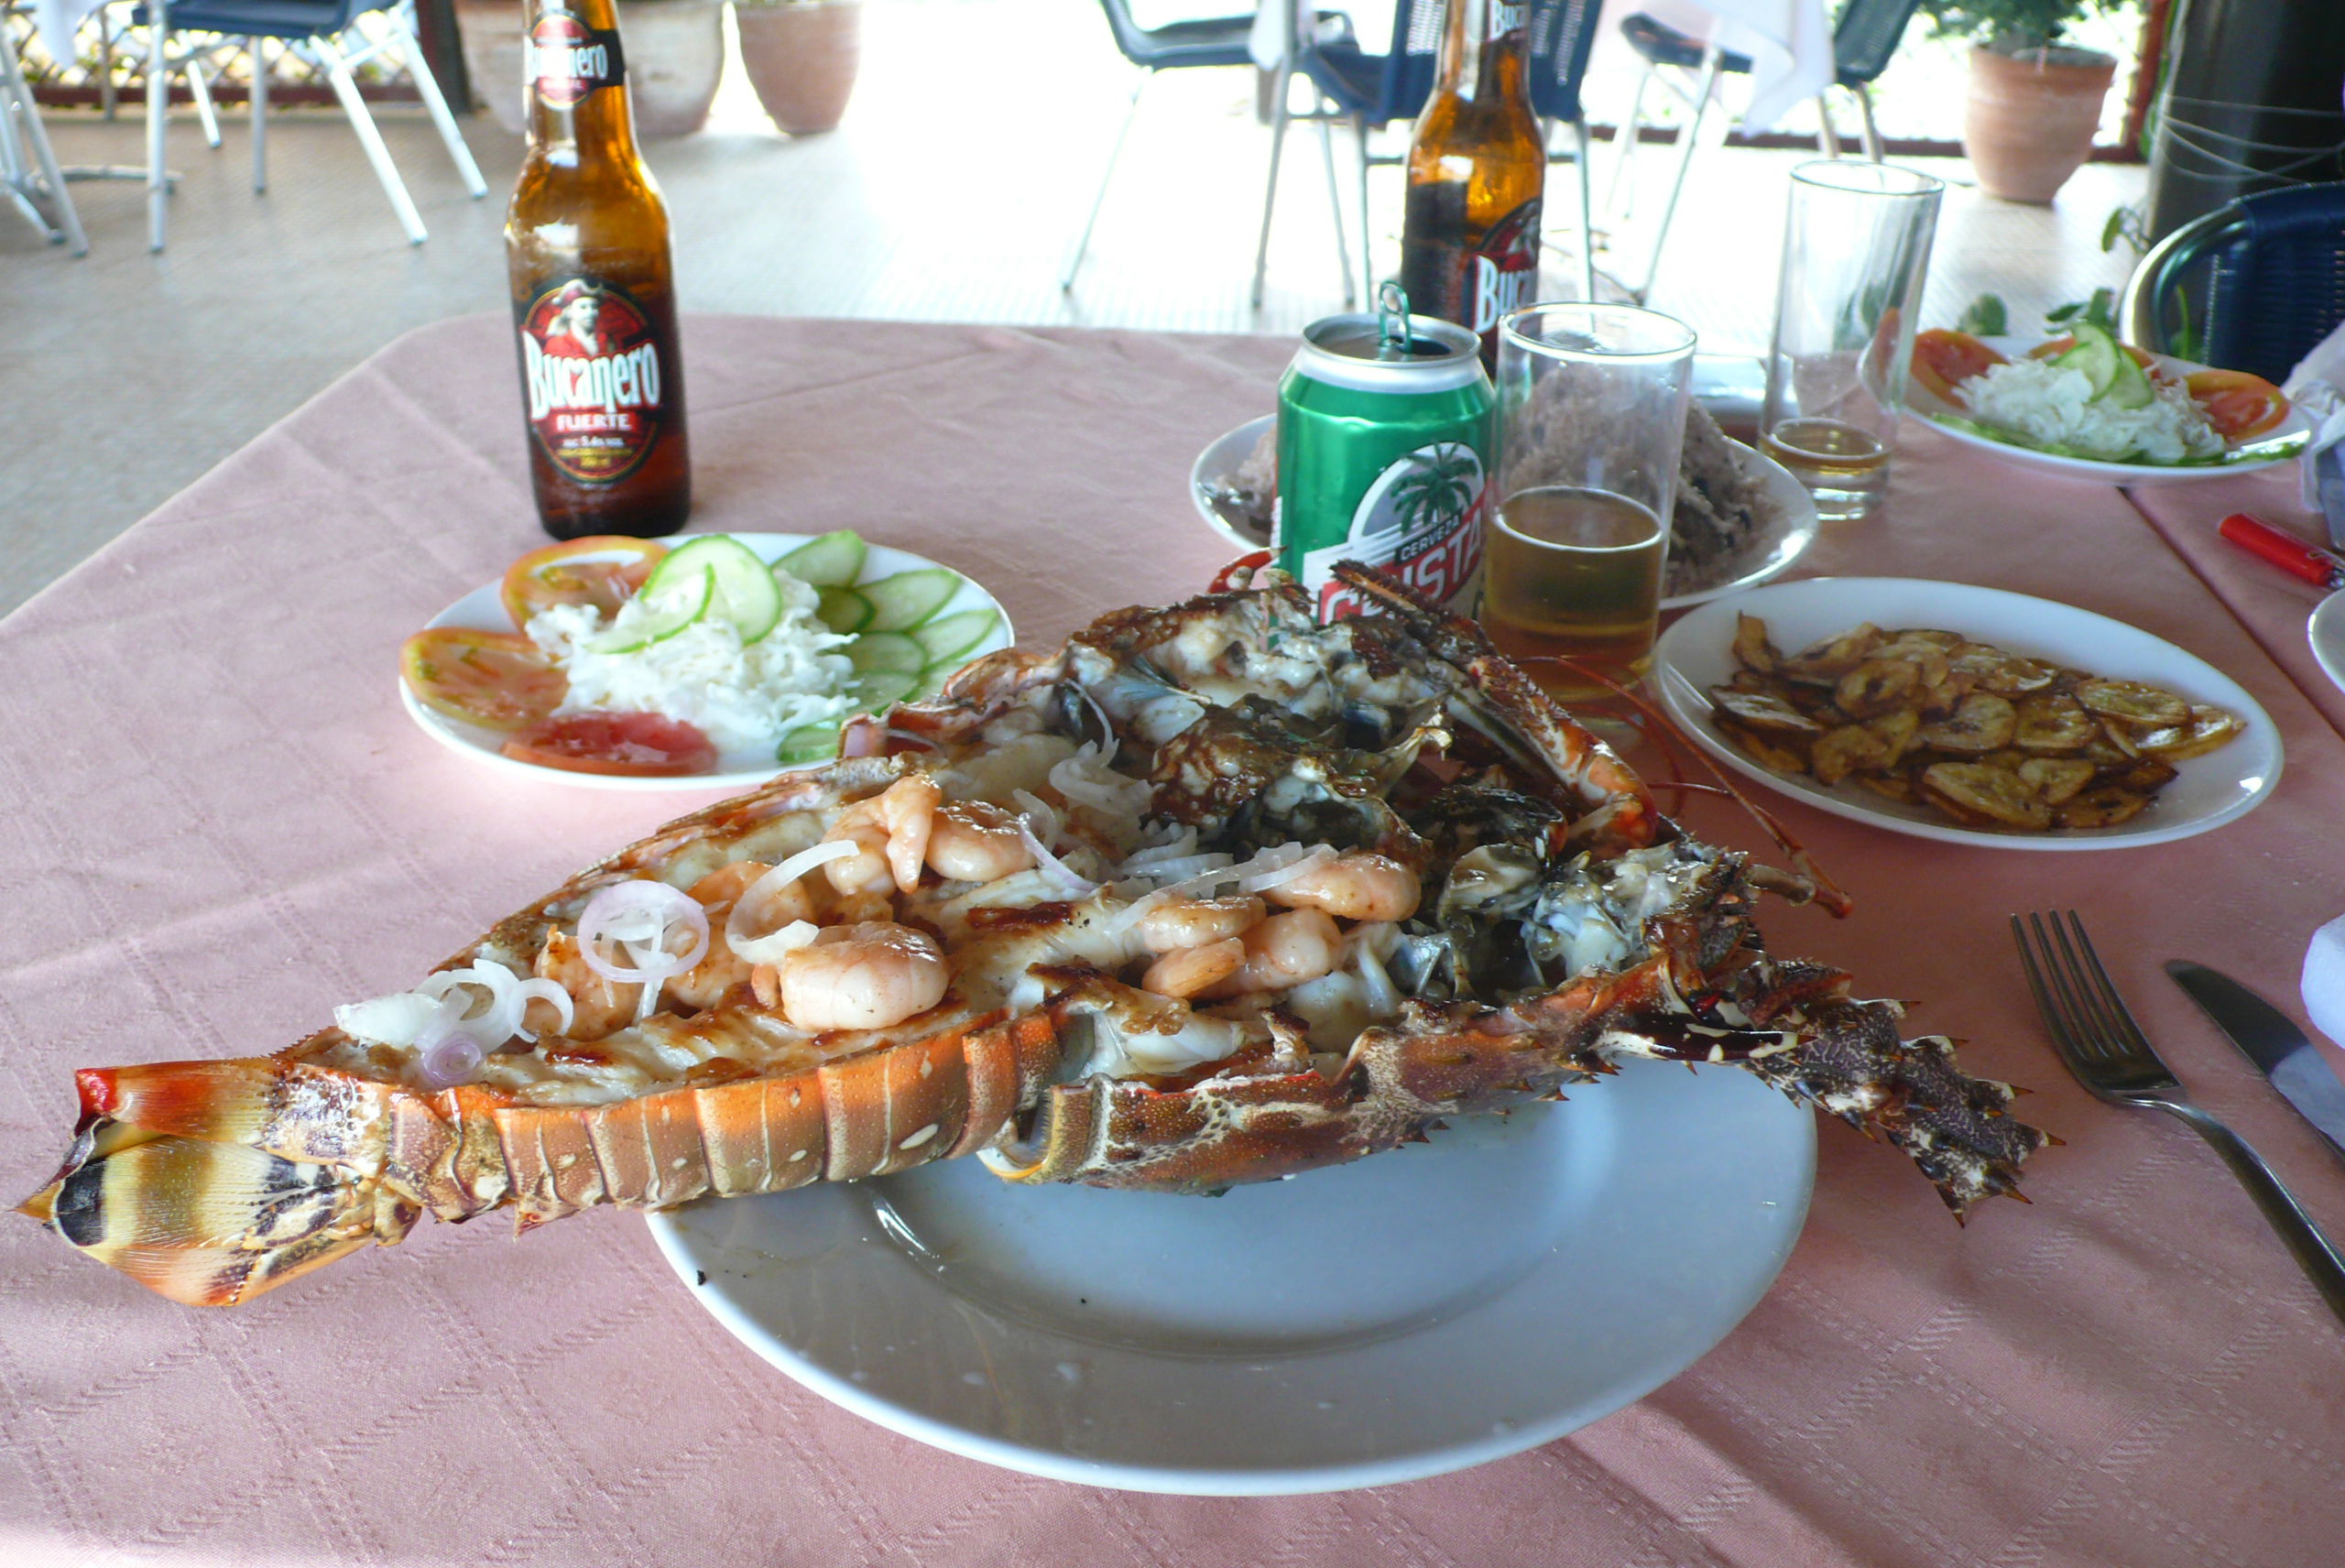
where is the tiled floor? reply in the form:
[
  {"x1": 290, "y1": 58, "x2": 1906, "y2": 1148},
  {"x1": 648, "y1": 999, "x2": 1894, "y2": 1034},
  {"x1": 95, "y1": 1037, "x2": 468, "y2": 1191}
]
[{"x1": 0, "y1": 0, "x2": 2144, "y2": 616}]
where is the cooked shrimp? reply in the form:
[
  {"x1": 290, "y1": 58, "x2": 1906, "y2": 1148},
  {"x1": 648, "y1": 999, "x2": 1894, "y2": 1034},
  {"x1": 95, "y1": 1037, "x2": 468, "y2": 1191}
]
[
  {"x1": 1141, "y1": 937, "x2": 1245, "y2": 999},
  {"x1": 1262, "y1": 853, "x2": 1421, "y2": 923},
  {"x1": 777, "y1": 921, "x2": 949, "y2": 1031},
  {"x1": 1205, "y1": 908, "x2": 1344, "y2": 997},
  {"x1": 529, "y1": 928, "x2": 639, "y2": 1040},
  {"x1": 822, "y1": 777, "x2": 942, "y2": 897},
  {"x1": 1135, "y1": 894, "x2": 1265, "y2": 953},
  {"x1": 925, "y1": 800, "x2": 1035, "y2": 884},
  {"x1": 669, "y1": 860, "x2": 822, "y2": 1009}
]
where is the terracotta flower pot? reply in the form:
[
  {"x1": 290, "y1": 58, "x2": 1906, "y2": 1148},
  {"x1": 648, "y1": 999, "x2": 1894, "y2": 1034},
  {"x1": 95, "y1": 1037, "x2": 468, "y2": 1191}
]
[
  {"x1": 1961, "y1": 45, "x2": 2118, "y2": 204},
  {"x1": 620, "y1": 0, "x2": 725, "y2": 137},
  {"x1": 734, "y1": 0, "x2": 861, "y2": 136}
]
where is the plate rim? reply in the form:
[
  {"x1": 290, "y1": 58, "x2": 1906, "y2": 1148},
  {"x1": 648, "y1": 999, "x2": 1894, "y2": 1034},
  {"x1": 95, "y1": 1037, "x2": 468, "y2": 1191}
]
[
  {"x1": 1912, "y1": 336, "x2": 2314, "y2": 480},
  {"x1": 644, "y1": 1062, "x2": 1816, "y2": 1496},
  {"x1": 399, "y1": 531, "x2": 1015, "y2": 793},
  {"x1": 1653, "y1": 575, "x2": 2285, "y2": 851},
  {"x1": 2308, "y1": 591, "x2": 2345, "y2": 695}
]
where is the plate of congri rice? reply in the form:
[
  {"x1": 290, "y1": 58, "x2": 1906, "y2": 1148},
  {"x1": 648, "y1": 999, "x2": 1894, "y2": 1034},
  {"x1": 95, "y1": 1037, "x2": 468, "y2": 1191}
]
[{"x1": 1906, "y1": 324, "x2": 2314, "y2": 485}]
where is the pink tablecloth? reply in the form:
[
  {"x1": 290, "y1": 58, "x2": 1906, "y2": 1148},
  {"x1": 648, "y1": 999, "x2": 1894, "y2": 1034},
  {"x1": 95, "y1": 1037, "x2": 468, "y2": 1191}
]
[{"x1": 5, "y1": 317, "x2": 2344, "y2": 1566}]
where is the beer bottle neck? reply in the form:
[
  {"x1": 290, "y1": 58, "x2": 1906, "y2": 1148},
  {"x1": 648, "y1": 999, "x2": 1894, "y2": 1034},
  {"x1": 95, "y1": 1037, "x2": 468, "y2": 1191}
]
[
  {"x1": 1434, "y1": 0, "x2": 1530, "y2": 103},
  {"x1": 522, "y1": 0, "x2": 643, "y2": 162}
]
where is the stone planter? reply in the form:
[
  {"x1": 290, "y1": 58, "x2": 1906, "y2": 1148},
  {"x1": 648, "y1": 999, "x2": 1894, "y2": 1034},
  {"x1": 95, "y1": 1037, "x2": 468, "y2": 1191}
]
[
  {"x1": 734, "y1": 0, "x2": 861, "y2": 136},
  {"x1": 1961, "y1": 45, "x2": 2118, "y2": 204},
  {"x1": 454, "y1": 0, "x2": 722, "y2": 137}
]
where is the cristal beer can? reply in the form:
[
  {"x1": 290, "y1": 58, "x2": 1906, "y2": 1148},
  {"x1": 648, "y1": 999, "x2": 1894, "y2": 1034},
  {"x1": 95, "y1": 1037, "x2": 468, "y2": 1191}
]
[{"x1": 1275, "y1": 312, "x2": 1496, "y2": 622}]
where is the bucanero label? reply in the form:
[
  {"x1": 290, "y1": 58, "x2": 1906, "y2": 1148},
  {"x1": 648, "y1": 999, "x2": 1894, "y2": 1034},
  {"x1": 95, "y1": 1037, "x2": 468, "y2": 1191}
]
[
  {"x1": 528, "y1": 9, "x2": 625, "y2": 108},
  {"x1": 515, "y1": 278, "x2": 667, "y2": 485},
  {"x1": 1293, "y1": 441, "x2": 1487, "y2": 621}
]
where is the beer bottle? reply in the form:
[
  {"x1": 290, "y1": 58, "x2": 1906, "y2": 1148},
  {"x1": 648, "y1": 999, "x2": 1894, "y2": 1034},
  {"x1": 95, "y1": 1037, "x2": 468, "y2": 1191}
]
[
  {"x1": 1397, "y1": 0, "x2": 1545, "y2": 366},
  {"x1": 506, "y1": 0, "x2": 691, "y2": 539}
]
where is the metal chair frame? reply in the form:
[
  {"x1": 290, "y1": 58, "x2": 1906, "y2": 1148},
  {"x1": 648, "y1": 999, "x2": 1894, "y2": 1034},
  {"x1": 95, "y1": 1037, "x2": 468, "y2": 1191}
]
[
  {"x1": 0, "y1": 4, "x2": 89, "y2": 253},
  {"x1": 2122, "y1": 180, "x2": 2345, "y2": 382},
  {"x1": 136, "y1": 0, "x2": 485, "y2": 251}
]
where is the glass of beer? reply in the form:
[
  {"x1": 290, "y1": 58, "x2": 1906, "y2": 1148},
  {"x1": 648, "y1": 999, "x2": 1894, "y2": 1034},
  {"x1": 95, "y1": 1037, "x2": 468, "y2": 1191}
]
[
  {"x1": 1761, "y1": 160, "x2": 1944, "y2": 522},
  {"x1": 1486, "y1": 303, "x2": 1696, "y2": 702}
]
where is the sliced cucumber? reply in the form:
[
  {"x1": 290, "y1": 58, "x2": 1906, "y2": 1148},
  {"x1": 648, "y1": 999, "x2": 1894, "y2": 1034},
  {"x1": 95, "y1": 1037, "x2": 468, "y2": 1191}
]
[
  {"x1": 845, "y1": 631, "x2": 924, "y2": 675},
  {"x1": 774, "y1": 722, "x2": 843, "y2": 767},
  {"x1": 2102, "y1": 345, "x2": 2154, "y2": 409},
  {"x1": 774, "y1": 530, "x2": 867, "y2": 589},
  {"x1": 2054, "y1": 321, "x2": 2122, "y2": 399},
  {"x1": 861, "y1": 570, "x2": 963, "y2": 633},
  {"x1": 848, "y1": 669, "x2": 922, "y2": 713},
  {"x1": 911, "y1": 608, "x2": 999, "y2": 668},
  {"x1": 584, "y1": 569, "x2": 712, "y2": 654},
  {"x1": 640, "y1": 535, "x2": 784, "y2": 644},
  {"x1": 816, "y1": 586, "x2": 875, "y2": 636}
]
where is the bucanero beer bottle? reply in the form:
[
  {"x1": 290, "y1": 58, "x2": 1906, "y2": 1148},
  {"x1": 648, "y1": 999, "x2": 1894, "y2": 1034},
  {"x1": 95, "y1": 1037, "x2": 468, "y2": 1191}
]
[
  {"x1": 506, "y1": 0, "x2": 691, "y2": 539},
  {"x1": 1396, "y1": 0, "x2": 1545, "y2": 366}
]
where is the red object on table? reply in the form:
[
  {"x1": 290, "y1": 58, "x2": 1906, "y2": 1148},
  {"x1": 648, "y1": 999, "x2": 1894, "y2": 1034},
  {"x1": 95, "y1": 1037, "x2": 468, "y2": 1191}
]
[{"x1": 2217, "y1": 510, "x2": 2345, "y2": 588}]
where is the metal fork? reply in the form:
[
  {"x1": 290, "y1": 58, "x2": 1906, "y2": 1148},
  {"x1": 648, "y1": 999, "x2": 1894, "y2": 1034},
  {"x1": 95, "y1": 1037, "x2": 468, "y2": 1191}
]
[{"x1": 2012, "y1": 911, "x2": 2345, "y2": 1327}]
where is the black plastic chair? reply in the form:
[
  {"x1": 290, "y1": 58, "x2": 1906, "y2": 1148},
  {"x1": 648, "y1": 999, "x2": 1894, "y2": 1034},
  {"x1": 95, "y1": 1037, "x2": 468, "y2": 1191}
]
[
  {"x1": 1290, "y1": 0, "x2": 1606, "y2": 305},
  {"x1": 2121, "y1": 181, "x2": 2345, "y2": 383},
  {"x1": 1061, "y1": 0, "x2": 1261, "y2": 289},
  {"x1": 1609, "y1": 0, "x2": 1921, "y2": 299}
]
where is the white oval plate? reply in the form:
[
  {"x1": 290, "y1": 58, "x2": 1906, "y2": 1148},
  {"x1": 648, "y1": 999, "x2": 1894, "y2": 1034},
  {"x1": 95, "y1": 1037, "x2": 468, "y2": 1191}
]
[
  {"x1": 648, "y1": 1060, "x2": 1813, "y2": 1496},
  {"x1": 399, "y1": 533, "x2": 1014, "y2": 793},
  {"x1": 1911, "y1": 337, "x2": 2314, "y2": 485},
  {"x1": 2308, "y1": 591, "x2": 2345, "y2": 694},
  {"x1": 1653, "y1": 577, "x2": 2285, "y2": 851},
  {"x1": 1188, "y1": 419, "x2": 1820, "y2": 606}
]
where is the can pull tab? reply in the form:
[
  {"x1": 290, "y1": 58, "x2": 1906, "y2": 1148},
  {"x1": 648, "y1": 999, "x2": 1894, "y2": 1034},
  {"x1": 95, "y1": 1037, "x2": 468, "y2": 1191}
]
[{"x1": 1375, "y1": 281, "x2": 1412, "y2": 360}]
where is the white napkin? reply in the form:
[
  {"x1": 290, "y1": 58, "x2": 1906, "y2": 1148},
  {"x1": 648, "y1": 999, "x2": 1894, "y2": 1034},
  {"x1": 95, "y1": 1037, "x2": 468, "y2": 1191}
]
[
  {"x1": 2300, "y1": 914, "x2": 2345, "y2": 1045},
  {"x1": 2283, "y1": 323, "x2": 2345, "y2": 512}
]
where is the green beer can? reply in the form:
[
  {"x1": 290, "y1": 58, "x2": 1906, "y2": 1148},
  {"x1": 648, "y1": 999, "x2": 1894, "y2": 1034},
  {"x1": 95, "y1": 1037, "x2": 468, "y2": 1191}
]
[{"x1": 1275, "y1": 310, "x2": 1495, "y2": 621}]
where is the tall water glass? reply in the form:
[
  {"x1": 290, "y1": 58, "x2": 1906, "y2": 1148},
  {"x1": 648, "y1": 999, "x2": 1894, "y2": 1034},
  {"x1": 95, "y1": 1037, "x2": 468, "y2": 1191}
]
[
  {"x1": 1487, "y1": 303, "x2": 1696, "y2": 702},
  {"x1": 1761, "y1": 161, "x2": 1944, "y2": 522}
]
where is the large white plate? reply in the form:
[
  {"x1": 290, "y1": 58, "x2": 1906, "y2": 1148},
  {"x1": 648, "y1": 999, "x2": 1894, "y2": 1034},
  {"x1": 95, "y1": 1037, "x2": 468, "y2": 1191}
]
[
  {"x1": 399, "y1": 533, "x2": 1014, "y2": 794},
  {"x1": 1653, "y1": 577, "x2": 2284, "y2": 851},
  {"x1": 2309, "y1": 592, "x2": 2345, "y2": 695},
  {"x1": 1910, "y1": 337, "x2": 2313, "y2": 485},
  {"x1": 1187, "y1": 419, "x2": 1821, "y2": 608},
  {"x1": 647, "y1": 1060, "x2": 1814, "y2": 1496}
]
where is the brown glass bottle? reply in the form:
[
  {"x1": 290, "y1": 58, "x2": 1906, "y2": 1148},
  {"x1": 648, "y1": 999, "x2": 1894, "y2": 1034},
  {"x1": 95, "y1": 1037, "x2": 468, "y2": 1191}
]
[
  {"x1": 1397, "y1": 0, "x2": 1545, "y2": 366},
  {"x1": 506, "y1": 0, "x2": 690, "y2": 539}
]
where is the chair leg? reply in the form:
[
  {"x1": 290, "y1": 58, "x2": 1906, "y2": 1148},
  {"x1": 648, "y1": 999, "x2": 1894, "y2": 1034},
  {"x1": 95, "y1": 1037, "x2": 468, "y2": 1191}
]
[
  {"x1": 1250, "y1": 61, "x2": 1293, "y2": 310},
  {"x1": 101, "y1": 10, "x2": 116, "y2": 120},
  {"x1": 1356, "y1": 112, "x2": 1373, "y2": 306},
  {"x1": 1061, "y1": 69, "x2": 1145, "y2": 290},
  {"x1": 1606, "y1": 63, "x2": 1652, "y2": 220},
  {"x1": 311, "y1": 32, "x2": 427, "y2": 243},
  {"x1": 1314, "y1": 100, "x2": 1354, "y2": 310},
  {"x1": 250, "y1": 36, "x2": 266, "y2": 191},
  {"x1": 187, "y1": 49, "x2": 220, "y2": 149},
  {"x1": 1574, "y1": 115, "x2": 1596, "y2": 303},
  {"x1": 1854, "y1": 83, "x2": 1883, "y2": 163},
  {"x1": 1815, "y1": 91, "x2": 1839, "y2": 159},
  {"x1": 395, "y1": 3, "x2": 485, "y2": 196},
  {"x1": 147, "y1": 0, "x2": 168, "y2": 251},
  {"x1": 1634, "y1": 47, "x2": 1718, "y2": 304},
  {"x1": 0, "y1": 22, "x2": 89, "y2": 254}
]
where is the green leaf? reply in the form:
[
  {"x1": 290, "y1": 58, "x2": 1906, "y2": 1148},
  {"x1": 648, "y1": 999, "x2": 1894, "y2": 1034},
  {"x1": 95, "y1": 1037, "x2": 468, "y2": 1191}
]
[{"x1": 1955, "y1": 292, "x2": 2009, "y2": 337}]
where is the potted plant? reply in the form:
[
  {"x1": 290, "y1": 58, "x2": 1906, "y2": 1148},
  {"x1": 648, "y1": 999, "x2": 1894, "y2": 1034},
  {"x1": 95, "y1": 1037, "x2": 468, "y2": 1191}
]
[
  {"x1": 731, "y1": 0, "x2": 861, "y2": 136},
  {"x1": 1918, "y1": 0, "x2": 2126, "y2": 204},
  {"x1": 454, "y1": 0, "x2": 724, "y2": 138}
]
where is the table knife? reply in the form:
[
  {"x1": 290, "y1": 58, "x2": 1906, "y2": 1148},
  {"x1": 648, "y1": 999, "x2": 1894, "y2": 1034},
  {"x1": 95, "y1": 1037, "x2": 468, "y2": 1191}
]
[
  {"x1": 2318, "y1": 443, "x2": 2345, "y2": 555},
  {"x1": 2167, "y1": 960, "x2": 2345, "y2": 1163}
]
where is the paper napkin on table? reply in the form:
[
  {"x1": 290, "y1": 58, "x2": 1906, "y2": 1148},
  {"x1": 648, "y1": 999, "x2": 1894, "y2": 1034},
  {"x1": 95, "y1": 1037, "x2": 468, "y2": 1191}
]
[
  {"x1": 2285, "y1": 326, "x2": 2345, "y2": 514},
  {"x1": 2300, "y1": 914, "x2": 2345, "y2": 1045}
]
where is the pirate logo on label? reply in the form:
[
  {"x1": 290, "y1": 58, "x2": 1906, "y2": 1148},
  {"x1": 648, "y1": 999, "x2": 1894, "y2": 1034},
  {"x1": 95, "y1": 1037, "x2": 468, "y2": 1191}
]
[
  {"x1": 528, "y1": 9, "x2": 625, "y2": 109},
  {"x1": 517, "y1": 278, "x2": 667, "y2": 485}
]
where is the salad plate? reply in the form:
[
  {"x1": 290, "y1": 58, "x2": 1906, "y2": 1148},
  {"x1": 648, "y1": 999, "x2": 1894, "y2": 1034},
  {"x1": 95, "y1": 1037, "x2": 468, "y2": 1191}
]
[
  {"x1": 1909, "y1": 336, "x2": 2314, "y2": 485},
  {"x1": 1187, "y1": 417, "x2": 1821, "y2": 607},
  {"x1": 1652, "y1": 577, "x2": 2284, "y2": 851},
  {"x1": 400, "y1": 533, "x2": 1014, "y2": 793},
  {"x1": 647, "y1": 1057, "x2": 1813, "y2": 1496}
]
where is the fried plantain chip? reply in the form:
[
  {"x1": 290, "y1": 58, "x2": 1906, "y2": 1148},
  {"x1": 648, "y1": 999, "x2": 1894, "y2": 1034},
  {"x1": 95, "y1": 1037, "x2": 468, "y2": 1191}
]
[
  {"x1": 2013, "y1": 691, "x2": 2096, "y2": 753},
  {"x1": 2016, "y1": 757, "x2": 2094, "y2": 804},
  {"x1": 1920, "y1": 762, "x2": 2053, "y2": 831},
  {"x1": 2077, "y1": 679, "x2": 2191, "y2": 729},
  {"x1": 1710, "y1": 688, "x2": 1826, "y2": 739},
  {"x1": 2057, "y1": 787, "x2": 2152, "y2": 829},
  {"x1": 1917, "y1": 692, "x2": 2018, "y2": 753},
  {"x1": 1835, "y1": 658, "x2": 1922, "y2": 719},
  {"x1": 1732, "y1": 613, "x2": 1782, "y2": 675},
  {"x1": 2138, "y1": 705, "x2": 2243, "y2": 762},
  {"x1": 1778, "y1": 623, "x2": 1882, "y2": 682}
]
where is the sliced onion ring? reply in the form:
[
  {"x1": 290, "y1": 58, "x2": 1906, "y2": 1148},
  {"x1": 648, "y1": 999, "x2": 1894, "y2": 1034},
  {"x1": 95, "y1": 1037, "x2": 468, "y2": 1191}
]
[
  {"x1": 512, "y1": 976, "x2": 574, "y2": 1044},
  {"x1": 417, "y1": 963, "x2": 524, "y2": 1047},
  {"x1": 726, "y1": 841, "x2": 861, "y2": 964},
  {"x1": 1018, "y1": 820, "x2": 1098, "y2": 897},
  {"x1": 1240, "y1": 844, "x2": 1336, "y2": 894},
  {"x1": 575, "y1": 880, "x2": 711, "y2": 1020},
  {"x1": 414, "y1": 1008, "x2": 486, "y2": 1091}
]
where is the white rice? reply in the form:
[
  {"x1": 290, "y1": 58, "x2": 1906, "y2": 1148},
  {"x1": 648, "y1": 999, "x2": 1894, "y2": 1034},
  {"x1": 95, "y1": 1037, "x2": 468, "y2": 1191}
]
[
  {"x1": 1960, "y1": 357, "x2": 2225, "y2": 464},
  {"x1": 526, "y1": 571, "x2": 856, "y2": 753}
]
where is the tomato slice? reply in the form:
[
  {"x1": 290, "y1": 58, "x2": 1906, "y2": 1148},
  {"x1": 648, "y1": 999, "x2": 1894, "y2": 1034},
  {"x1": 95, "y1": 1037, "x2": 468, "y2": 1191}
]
[
  {"x1": 501, "y1": 713, "x2": 719, "y2": 777},
  {"x1": 402, "y1": 628, "x2": 566, "y2": 733},
  {"x1": 2025, "y1": 335, "x2": 2159, "y2": 370},
  {"x1": 499, "y1": 537, "x2": 668, "y2": 630},
  {"x1": 1911, "y1": 330, "x2": 2009, "y2": 408},
  {"x1": 2184, "y1": 369, "x2": 2291, "y2": 441}
]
